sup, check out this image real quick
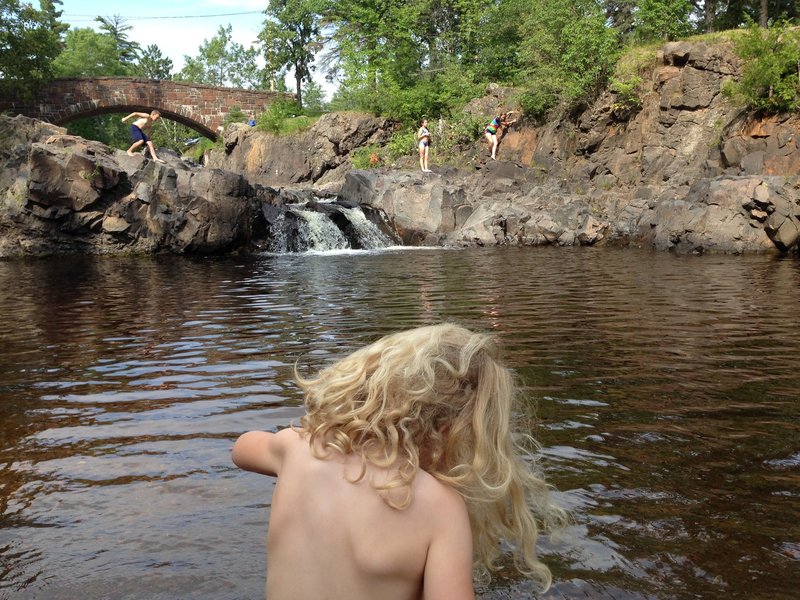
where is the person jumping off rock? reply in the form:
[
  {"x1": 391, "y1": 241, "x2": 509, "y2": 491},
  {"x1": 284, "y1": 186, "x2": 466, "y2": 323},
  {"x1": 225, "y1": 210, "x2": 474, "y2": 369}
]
[{"x1": 122, "y1": 110, "x2": 164, "y2": 163}]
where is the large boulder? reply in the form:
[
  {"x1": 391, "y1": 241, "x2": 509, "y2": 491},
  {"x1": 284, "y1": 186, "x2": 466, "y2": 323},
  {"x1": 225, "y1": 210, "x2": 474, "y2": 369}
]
[
  {"x1": 206, "y1": 112, "x2": 394, "y2": 192},
  {"x1": 0, "y1": 117, "x2": 262, "y2": 257}
]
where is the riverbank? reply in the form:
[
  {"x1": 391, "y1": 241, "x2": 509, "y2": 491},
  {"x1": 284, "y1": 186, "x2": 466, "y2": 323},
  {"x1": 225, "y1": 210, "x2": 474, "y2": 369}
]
[
  {"x1": 210, "y1": 39, "x2": 800, "y2": 255},
  {"x1": 1, "y1": 40, "x2": 799, "y2": 258}
]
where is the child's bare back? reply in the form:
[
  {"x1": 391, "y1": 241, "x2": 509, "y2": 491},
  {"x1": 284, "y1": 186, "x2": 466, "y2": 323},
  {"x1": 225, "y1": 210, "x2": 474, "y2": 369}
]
[
  {"x1": 233, "y1": 324, "x2": 566, "y2": 599},
  {"x1": 233, "y1": 427, "x2": 473, "y2": 600}
]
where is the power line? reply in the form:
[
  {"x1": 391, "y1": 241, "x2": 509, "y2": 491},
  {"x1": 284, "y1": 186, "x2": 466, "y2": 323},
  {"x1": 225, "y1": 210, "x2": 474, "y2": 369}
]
[{"x1": 62, "y1": 11, "x2": 264, "y2": 21}]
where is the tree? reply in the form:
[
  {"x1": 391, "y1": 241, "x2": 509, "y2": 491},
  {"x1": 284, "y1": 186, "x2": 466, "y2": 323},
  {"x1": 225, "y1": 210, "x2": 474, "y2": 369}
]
[
  {"x1": 634, "y1": 0, "x2": 696, "y2": 42},
  {"x1": 602, "y1": 0, "x2": 638, "y2": 36},
  {"x1": 95, "y1": 15, "x2": 141, "y2": 66},
  {"x1": 0, "y1": 0, "x2": 61, "y2": 96},
  {"x1": 517, "y1": 0, "x2": 620, "y2": 118},
  {"x1": 323, "y1": 0, "x2": 411, "y2": 103},
  {"x1": 177, "y1": 24, "x2": 264, "y2": 89},
  {"x1": 52, "y1": 27, "x2": 129, "y2": 77},
  {"x1": 711, "y1": 1, "x2": 797, "y2": 30},
  {"x1": 135, "y1": 44, "x2": 173, "y2": 79},
  {"x1": 259, "y1": 0, "x2": 323, "y2": 108},
  {"x1": 302, "y1": 78, "x2": 327, "y2": 115},
  {"x1": 723, "y1": 19, "x2": 800, "y2": 113},
  {"x1": 39, "y1": 0, "x2": 68, "y2": 41}
]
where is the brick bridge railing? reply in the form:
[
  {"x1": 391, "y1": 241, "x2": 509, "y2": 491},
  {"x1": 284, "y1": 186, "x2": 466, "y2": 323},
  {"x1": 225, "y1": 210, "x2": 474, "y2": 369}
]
[{"x1": 0, "y1": 77, "x2": 293, "y2": 139}]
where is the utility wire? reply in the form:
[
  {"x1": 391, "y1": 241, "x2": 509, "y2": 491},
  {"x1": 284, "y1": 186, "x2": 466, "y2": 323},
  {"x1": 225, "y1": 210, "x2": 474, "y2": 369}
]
[{"x1": 62, "y1": 11, "x2": 263, "y2": 21}]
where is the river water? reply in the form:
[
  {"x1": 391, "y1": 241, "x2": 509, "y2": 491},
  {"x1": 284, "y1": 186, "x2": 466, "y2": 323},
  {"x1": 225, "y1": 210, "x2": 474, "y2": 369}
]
[{"x1": 0, "y1": 247, "x2": 798, "y2": 599}]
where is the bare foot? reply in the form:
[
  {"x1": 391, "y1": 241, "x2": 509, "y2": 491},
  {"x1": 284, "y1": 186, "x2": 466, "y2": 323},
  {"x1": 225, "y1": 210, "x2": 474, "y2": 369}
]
[
  {"x1": 127, "y1": 150, "x2": 135, "y2": 156},
  {"x1": 153, "y1": 158, "x2": 165, "y2": 163}
]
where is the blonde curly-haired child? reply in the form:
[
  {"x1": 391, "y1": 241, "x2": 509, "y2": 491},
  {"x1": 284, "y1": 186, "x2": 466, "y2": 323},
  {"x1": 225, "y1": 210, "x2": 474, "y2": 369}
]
[{"x1": 232, "y1": 323, "x2": 567, "y2": 600}]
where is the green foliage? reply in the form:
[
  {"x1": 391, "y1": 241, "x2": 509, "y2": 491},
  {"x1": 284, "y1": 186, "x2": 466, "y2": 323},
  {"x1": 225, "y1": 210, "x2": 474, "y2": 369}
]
[
  {"x1": 386, "y1": 129, "x2": 418, "y2": 162},
  {"x1": 325, "y1": 0, "x2": 490, "y2": 121},
  {"x1": 723, "y1": 20, "x2": 800, "y2": 113},
  {"x1": 435, "y1": 111, "x2": 492, "y2": 156},
  {"x1": 472, "y1": 0, "x2": 527, "y2": 83},
  {"x1": 351, "y1": 144, "x2": 382, "y2": 169},
  {"x1": 187, "y1": 137, "x2": 221, "y2": 163},
  {"x1": 178, "y1": 24, "x2": 264, "y2": 89},
  {"x1": 39, "y1": 0, "x2": 68, "y2": 39},
  {"x1": 634, "y1": 0, "x2": 696, "y2": 43},
  {"x1": 518, "y1": 0, "x2": 621, "y2": 119},
  {"x1": 52, "y1": 27, "x2": 130, "y2": 77},
  {"x1": 224, "y1": 105, "x2": 247, "y2": 125},
  {"x1": 256, "y1": 98, "x2": 317, "y2": 134},
  {"x1": 66, "y1": 114, "x2": 130, "y2": 148},
  {"x1": 713, "y1": 1, "x2": 798, "y2": 32},
  {"x1": 302, "y1": 79, "x2": 328, "y2": 116},
  {"x1": 609, "y1": 75, "x2": 643, "y2": 113},
  {"x1": 608, "y1": 45, "x2": 659, "y2": 115},
  {"x1": 134, "y1": 44, "x2": 173, "y2": 79},
  {"x1": 259, "y1": 0, "x2": 323, "y2": 108},
  {"x1": 518, "y1": 72, "x2": 562, "y2": 120},
  {"x1": 94, "y1": 16, "x2": 140, "y2": 66},
  {"x1": 0, "y1": 0, "x2": 62, "y2": 97}
]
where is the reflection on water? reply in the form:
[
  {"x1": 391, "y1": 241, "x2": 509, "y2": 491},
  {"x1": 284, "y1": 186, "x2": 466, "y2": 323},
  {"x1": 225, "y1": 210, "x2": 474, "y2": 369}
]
[{"x1": 1, "y1": 248, "x2": 799, "y2": 599}]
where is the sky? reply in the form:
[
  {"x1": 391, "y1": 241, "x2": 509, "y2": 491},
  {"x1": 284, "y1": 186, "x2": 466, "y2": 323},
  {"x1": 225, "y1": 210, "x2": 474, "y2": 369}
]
[{"x1": 59, "y1": 0, "x2": 334, "y2": 97}]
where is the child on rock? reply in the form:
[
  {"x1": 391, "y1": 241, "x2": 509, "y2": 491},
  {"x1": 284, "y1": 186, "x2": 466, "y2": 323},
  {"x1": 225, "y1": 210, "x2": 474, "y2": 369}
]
[
  {"x1": 232, "y1": 323, "x2": 566, "y2": 600},
  {"x1": 121, "y1": 110, "x2": 164, "y2": 162}
]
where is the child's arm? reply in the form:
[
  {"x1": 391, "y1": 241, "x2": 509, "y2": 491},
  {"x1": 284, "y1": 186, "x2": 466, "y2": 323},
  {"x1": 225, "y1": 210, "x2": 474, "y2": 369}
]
[
  {"x1": 422, "y1": 488, "x2": 476, "y2": 600},
  {"x1": 231, "y1": 427, "x2": 295, "y2": 476},
  {"x1": 121, "y1": 112, "x2": 149, "y2": 122}
]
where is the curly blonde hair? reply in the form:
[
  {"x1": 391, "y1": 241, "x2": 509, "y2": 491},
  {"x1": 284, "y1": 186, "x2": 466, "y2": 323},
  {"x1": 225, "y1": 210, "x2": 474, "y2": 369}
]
[{"x1": 297, "y1": 323, "x2": 567, "y2": 589}]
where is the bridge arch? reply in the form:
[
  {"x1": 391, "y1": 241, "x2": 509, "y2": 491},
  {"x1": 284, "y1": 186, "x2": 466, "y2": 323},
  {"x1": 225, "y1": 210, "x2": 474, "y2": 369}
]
[{"x1": 0, "y1": 77, "x2": 291, "y2": 140}]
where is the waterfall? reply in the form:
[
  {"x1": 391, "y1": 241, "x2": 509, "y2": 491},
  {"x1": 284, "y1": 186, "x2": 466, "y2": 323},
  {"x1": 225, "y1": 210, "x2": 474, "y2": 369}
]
[
  {"x1": 292, "y1": 207, "x2": 350, "y2": 250},
  {"x1": 337, "y1": 206, "x2": 394, "y2": 250},
  {"x1": 261, "y1": 200, "x2": 399, "y2": 253}
]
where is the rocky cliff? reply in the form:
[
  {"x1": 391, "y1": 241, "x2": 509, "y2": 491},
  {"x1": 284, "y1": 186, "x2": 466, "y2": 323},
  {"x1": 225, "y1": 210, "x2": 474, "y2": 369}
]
[
  {"x1": 210, "y1": 40, "x2": 800, "y2": 254},
  {"x1": 2, "y1": 40, "x2": 799, "y2": 257},
  {"x1": 0, "y1": 112, "x2": 399, "y2": 257}
]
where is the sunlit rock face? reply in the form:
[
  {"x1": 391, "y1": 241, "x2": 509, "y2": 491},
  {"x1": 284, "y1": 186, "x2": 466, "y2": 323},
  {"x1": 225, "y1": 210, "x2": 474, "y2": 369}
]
[
  {"x1": 0, "y1": 115, "x2": 397, "y2": 258},
  {"x1": 3, "y1": 39, "x2": 800, "y2": 257}
]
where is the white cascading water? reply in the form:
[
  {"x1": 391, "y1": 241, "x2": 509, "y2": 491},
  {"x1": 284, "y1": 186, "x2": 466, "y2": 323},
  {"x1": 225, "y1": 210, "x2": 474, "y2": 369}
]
[
  {"x1": 337, "y1": 206, "x2": 394, "y2": 250},
  {"x1": 266, "y1": 203, "x2": 396, "y2": 253},
  {"x1": 292, "y1": 208, "x2": 350, "y2": 250}
]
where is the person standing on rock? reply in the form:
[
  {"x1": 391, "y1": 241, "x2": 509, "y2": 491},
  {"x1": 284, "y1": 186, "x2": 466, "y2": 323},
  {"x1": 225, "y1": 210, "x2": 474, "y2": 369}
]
[
  {"x1": 484, "y1": 111, "x2": 518, "y2": 160},
  {"x1": 418, "y1": 118, "x2": 432, "y2": 172},
  {"x1": 122, "y1": 110, "x2": 164, "y2": 163}
]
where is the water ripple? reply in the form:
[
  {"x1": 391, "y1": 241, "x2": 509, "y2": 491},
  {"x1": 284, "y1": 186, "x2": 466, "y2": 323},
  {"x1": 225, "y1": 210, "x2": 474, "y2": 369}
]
[{"x1": 1, "y1": 249, "x2": 799, "y2": 599}]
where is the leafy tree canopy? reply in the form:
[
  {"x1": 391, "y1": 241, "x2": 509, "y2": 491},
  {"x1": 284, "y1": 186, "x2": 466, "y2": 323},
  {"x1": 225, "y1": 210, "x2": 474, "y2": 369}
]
[
  {"x1": 135, "y1": 44, "x2": 174, "y2": 79},
  {"x1": 0, "y1": 0, "x2": 62, "y2": 96},
  {"x1": 52, "y1": 27, "x2": 129, "y2": 77},
  {"x1": 259, "y1": 0, "x2": 323, "y2": 107},
  {"x1": 95, "y1": 15, "x2": 141, "y2": 65},
  {"x1": 177, "y1": 24, "x2": 264, "y2": 89}
]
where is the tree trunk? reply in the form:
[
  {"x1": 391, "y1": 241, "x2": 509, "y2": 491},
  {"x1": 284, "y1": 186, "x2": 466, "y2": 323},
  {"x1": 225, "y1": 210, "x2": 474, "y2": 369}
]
[
  {"x1": 760, "y1": 0, "x2": 768, "y2": 27},
  {"x1": 704, "y1": 0, "x2": 716, "y2": 33},
  {"x1": 295, "y1": 70, "x2": 303, "y2": 109}
]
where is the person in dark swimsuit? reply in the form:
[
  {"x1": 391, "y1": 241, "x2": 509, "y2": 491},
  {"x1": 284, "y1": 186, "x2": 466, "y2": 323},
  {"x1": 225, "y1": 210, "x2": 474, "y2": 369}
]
[
  {"x1": 418, "y1": 119, "x2": 431, "y2": 172},
  {"x1": 122, "y1": 110, "x2": 164, "y2": 162}
]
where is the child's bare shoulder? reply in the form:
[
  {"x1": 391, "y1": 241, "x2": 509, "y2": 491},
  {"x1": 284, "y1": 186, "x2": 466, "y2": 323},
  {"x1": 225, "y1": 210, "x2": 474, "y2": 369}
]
[{"x1": 413, "y1": 469, "x2": 468, "y2": 518}]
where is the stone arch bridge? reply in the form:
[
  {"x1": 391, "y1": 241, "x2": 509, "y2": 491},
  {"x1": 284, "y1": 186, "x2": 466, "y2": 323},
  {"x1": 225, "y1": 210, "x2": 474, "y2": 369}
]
[{"x1": 0, "y1": 77, "x2": 291, "y2": 139}]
